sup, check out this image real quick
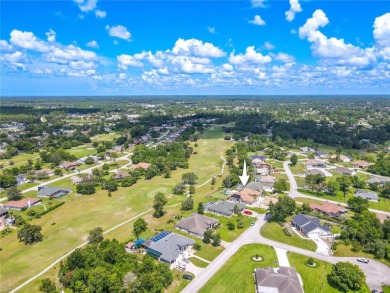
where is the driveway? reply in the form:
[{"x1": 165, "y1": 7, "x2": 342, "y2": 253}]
[
  {"x1": 274, "y1": 247, "x2": 290, "y2": 267},
  {"x1": 308, "y1": 234, "x2": 330, "y2": 255}
]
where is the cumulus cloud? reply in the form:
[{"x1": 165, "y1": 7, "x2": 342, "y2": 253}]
[
  {"x1": 106, "y1": 25, "x2": 131, "y2": 40},
  {"x1": 273, "y1": 52, "x2": 295, "y2": 63},
  {"x1": 373, "y1": 13, "x2": 390, "y2": 47},
  {"x1": 0, "y1": 40, "x2": 13, "y2": 51},
  {"x1": 10, "y1": 30, "x2": 49, "y2": 52},
  {"x1": 299, "y1": 10, "x2": 376, "y2": 67},
  {"x1": 171, "y1": 38, "x2": 226, "y2": 58},
  {"x1": 44, "y1": 44, "x2": 98, "y2": 64},
  {"x1": 170, "y1": 56, "x2": 214, "y2": 74},
  {"x1": 249, "y1": 15, "x2": 266, "y2": 26},
  {"x1": 117, "y1": 54, "x2": 143, "y2": 69},
  {"x1": 1, "y1": 51, "x2": 27, "y2": 63},
  {"x1": 69, "y1": 60, "x2": 96, "y2": 70},
  {"x1": 73, "y1": 0, "x2": 97, "y2": 12},
  {"x1": 285, "y1": 0, "x2": 302, "y2": 22},
  {"x1": 46, "y1": 29, "x2": 56, "y2": 42},
  {"x1": 228, "y1": 46, "x2": 272, "y2": 65},
  {"x1": 95, "y1": 10, "x2": 106, "y2": 18},
  {"x1": 263, "y1": 41, "x2": 275, "y2": 50},
  {"x1": 251, "y1": 0, "x2": 266, "y2": 8},
  {"x1": 86, "y1": 40, "x2": 99, "y2": 48}
]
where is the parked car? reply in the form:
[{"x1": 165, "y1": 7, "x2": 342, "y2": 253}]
[
  {"x1": 244, "y1": 210, "x2": 253, "y2": 215},
  {"x1": 357, "y1": 257, "x2": 369, "y2": 263},
  {"x1": 182, "y1": 274, "x2": 193, "y2": 280}
]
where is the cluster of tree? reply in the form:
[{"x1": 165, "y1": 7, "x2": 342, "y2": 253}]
[
  {"x1": 268, "y1": 196, "x2": 296, "y2": 223},
  {"x1": 58, "y1": 239, "x2": 173, "y2": 292},
  {"x1": 327, "y1": 262, "x2": 365, "y2": 292},
  {"x1": 17, "y1": 224, "x2": 43, "y2": 244},
  {"x1": 368, "y1": 158, "x2": 390, "y2": 176},
  {"x1": 203, "y1": 230, "x2": 221, "y2": 247},
  {"x1": 40, "y1": 149, "x2": 76, "y2": 167},
  {"x1": 181, "y1": 196, "x2": 194, "y2": 211}
]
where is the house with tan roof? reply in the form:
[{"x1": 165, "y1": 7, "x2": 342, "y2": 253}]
[
  {"x1": 112, "y1": 172, "x2": 132, "y2": 180},
  {"x1": 61, "y1": 161, "x2": 79, "y2": 170},
  {"x1": 309, "y1": 202, "x2": 347, "y2": 217},
  {"x1": 254, "y1": 266, "x2": 303, "y2": 293},
  {"x1": 305, "y1": 159, "x2": 326, "y2": 168},
  {"x1": 335, "y1": 166, "x2": 356, "y2": 176},
  {"x1": 330, "y1": 154, "x2": 352, "y2": 162},
  {"x1": 175, "y1": 213, "x2": 219, "y2": 238},
  {"x1": 229, "y1": 188, "x2": 261, "y2": 205},
  {"x1": 130, "y1": 162, "x2": 151, "y2": 170},
  {"x1": 352, "y1": 160, "x2": 374, "y2": 169}
]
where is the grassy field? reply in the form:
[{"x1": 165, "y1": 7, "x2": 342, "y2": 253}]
[
  {"x1": 382, "y1": 286, "x2": 390, "y2": 293},
  {"x1": 200, "y1": 244, "x2": 278, "y2": 293},
  {"x1": 0, "y1": 153, "x2": 39, "y2": 167},
  {"x1": 190, "y1": 257, "x2": 209, "y2": 268},
  {"x1": 0, "y1": 127, "x2": 232, "y2": 293},
  {"x1": 289, "y1": 163, "x2": 306, "y2": 174},
  {"x1": 67, "y1": 145, "x2": 96, "y2": 158},
  {"x1": 260, "y1": 222, "x2": 317, "y2": 251},
  {"x1": 287, "y1": 252, "x2": 370, "y2": 293},
  {"x1": 333, "y1": 243, "x2": 390, "y2": 267},
  {"x1": 90, "y1": 133, "x2": 120, "y2": 142}
]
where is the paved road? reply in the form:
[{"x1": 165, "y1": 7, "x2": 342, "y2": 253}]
[
  {"x1": 182, "y1": 215, "x2": 390, "y2": 293},
  {"x1": 283, "y1": 161, "x2": 390, "y2": 217}
]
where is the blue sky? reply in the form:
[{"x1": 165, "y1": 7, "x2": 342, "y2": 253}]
[{"x1": 1, "y1": 0, "x2": 390, "y2": 95}]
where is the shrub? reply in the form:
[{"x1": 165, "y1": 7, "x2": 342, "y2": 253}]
[
  {"x1": 193, "y1": 243, "x2": 202, "y2": 251},
  {"x1": 282, "y1": 227, "x2": 292, "y2": 236},
  {"x1": 307, "y1": 257, "x2": 315, "y2": 265}
]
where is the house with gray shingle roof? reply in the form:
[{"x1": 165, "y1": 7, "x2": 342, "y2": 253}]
[
  {"x1": 354, "y1": 190, "x2": 379, "y2": 202},
  {"x1": 37, "y1": 186, "x2": 72, "y2": 198},
  {"x1": 175, "y1": 213, "x2": 219, "y2": 238},
  {"x1": 292, "y1": 213, "x2": 331, "y2": 236},
  {"x1": 254, "y1": 266, "x2": 303, "y2": 293},
  {"x1": 204, "y1": 200, "x2": 245, "y2": 217}
]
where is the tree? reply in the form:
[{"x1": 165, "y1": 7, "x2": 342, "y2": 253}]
[
  {"x1": 308, "y1": 152, "x2": 315, "y2": 159},
  {"x1": 0, "y1": 174, "x2": 17, "y2": 188},
  {"x1": 54, "y1": 168, "x2": 63, "y2": 176},
  {"x1": 336, "y1": 176, "x2": 351, "y2": 198},
  {"x1": 274, "y1": 179, "x2": 289, "y2": 192},
  {"x1": 227, "y1": 222, "x2": 235, "y2": 230},
  {"x1": 102, "y1": 179, "x2": 118, "y2": 192},
  {"x1": 182, "y1": 172, "x2": 198, "y2": 185},
  {"x1": 347, "y1": 196, "x2": 369, "y2": 213},
  {"x1": 327, "y1": 262, "x2": 365, "y2": 292},
  {"x1": 39, "y1": 278, "x2": 57, "y2": 293},
  {"x1": 189, "y1": 185, "x2": 195, "y2": 194},
  {"x1": 211, "y1": 177, "x2": 216, "y2": 185},
  {"x1": 17, "y1": 224, "x2": 43, "y2": 244},
  {"x1": 268, "y1": 196, "x2": 296, "y2": 223},
  {"x1": 181, "y1": 196, "x2": 194, "y2": 211},
  {"x1": 197, "y1": 202, "x2": 204, "y2": 215},
  {"x1": 88, "y1": 227, "x2": 104, "y2": 244},
  {"x1": 153, "y1": 192, "x2": 167, "y2": 218},
  {"x1": 290, "y1": 154, "x2": 298, "y2": 166},
  {"x1": 172, "y1": 183, "x2": 186, "y2": 195},
  {"x1": 7, "y1": 187, "x2": 22, "y2": 201},
  {"x1": 212, "y1": 233, "x2": 221, "y2": 247},
  {"x1": 76, "y1": 182, "x2": 96, "y2": 195},
  {"x1": 85, "y1": 157, "x2": 94, "y2": 165},
  {"x1": 133, "y1": 218, "x2": 148, "y2": 241},
  {"x1": 326, "y1": 179, "x2": 339, "y2": 195},
  {"x1": 301, "y1": 203, "x2": 312, "y2": 213},
  {"x1": 233, "y1": 204, "x2": 241, "y2": 214},
  {"x1": 203, "y1": 229, "x2": 213, "y2": 244}
]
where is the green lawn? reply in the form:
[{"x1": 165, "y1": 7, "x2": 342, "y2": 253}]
[
  {"x1": 90, "y1": 133, "x2": 120, "y2": 142},
  {"x1": 333, "y1": 243, "x2": 390, "y2": 267},
  {"x1": 288, "y1": 252, "x2": 370, "y2": 293},
  {"x1": 0, "y1": 127, "x2": 232, "y2": 293},
  {"x1": 0, "y1": 153, "x2": 39, "y2": 167},
  {"x1": 246, "y1": 207, "x2": 267, "y2": 214},
  {"x1": 212, "y1": 214, "x2": 254, "y2": 242},
  {"x1": 166, "y1": 270, "x2": 194, "y2": 293},
  {"x1": 289, "y1": 163, "x2": 306, "y2": 174},
  {"x1": 382, "y1": 286, "x2": 390, "y2": 293},
  {"x1": 200, "y1": 244, "x2": 278, "y2": 293},
  {"x1": 67, "y1": 145, "x2": 96, "y2": 158},
  {"x1": 190, "y1": 257, "x2": 209, "y2": 268},
  {"x1": 260, "y1": 222, "x2": 317, "y2": 251}
]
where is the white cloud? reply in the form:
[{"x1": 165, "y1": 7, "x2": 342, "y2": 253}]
[
  {"x1": 31, "y1": 68, "x2": 53, "y2": 75},
  {"x1": 171, "y1": 38, "x2": 226, "y2": 58},
  {"x1": 249, "y1": 15, "x2": 266, "y2": 26},
  {"x1": 67, "y1": 69, "x2": 96, "y2": 77},
  {"x1": 133, "y1": 51, "x2": 165, "y2": 68},
  {"x1": 0, "y1": 40, "x2": 13, "y2": 51},
  {"x1": 273, "y1": 52, "x2": 295, "y2": 63},
  {"x1": 299, "y1": 10, "x2": 376, "y2": 67},
  {"x1": 263, "y1": 41, "x2": 275, "y2": 50},
  {"x1": 222, "y1": 63, "x2": 233, "y2": 71},
  {"x1": 46, "y1": 29, "x2": 56, "y2": 42},
  {"x1": 10, "y1": 30, "x2": 49, "y2": 52},
  {"x1": 208, "y1": 27, "x2": 216, "y2": 34},
  {"x1": 106, "y1": 25, "x2": 131, "y2": 41},
  {"x1": 95, "y1": 10, "x2": 106, "y2": 18},
  {"x1": 73, "y1": 0, "x2": 97, "y2": 12},
  {"x1": 1, "y1": 51, "x2": 27, "y2": 63},
  {"x1": 69, "y1": 60, "x2": 96, "y2": 70},
  {"x1": 117, "y1": 54, "x2": 143, "y2": 69},
  {"x1": 251, "y1": 0, "x2": 266, "y2": 8},
  {"x1": 119, "y1": 73, "x2": 127, "y2": 79},
  {"x1": 373, "y1": 13, "x2": 390, "y2": 47},
  {"x1": 285, "y1": 0, "x2": 302, "y2": 22},
  {"x1": 170, "y1": 56, "x2": 214, "y2": 74},
  {"x1": 229, "y1": 46, "x2": 272, "y2": 65},
  {"x1": 86, "y1": 40, "x2": 99, "y2": 49},
  {"x1": 44, "y1": 44, "x2": 98, "y2": 64}
]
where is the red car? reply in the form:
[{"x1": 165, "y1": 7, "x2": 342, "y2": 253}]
[{"x1": 243, "y1": 210, "x2": 253, "y2": 215}]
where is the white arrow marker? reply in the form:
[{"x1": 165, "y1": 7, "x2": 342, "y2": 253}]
[{"x1": 239, "y1": 160, "x2": 250, "y2": 186}]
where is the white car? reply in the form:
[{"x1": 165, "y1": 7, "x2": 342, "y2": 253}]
[{"x1": 357, "y1": 257, "x2": 369, "y2": 263}]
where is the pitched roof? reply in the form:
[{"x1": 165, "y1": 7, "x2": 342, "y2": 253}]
[
  {"x1": 130, "y1": 162, "x2": 151, "y2": 170},
  {"x1": 4, "y1": 198, "x2": 41, "y2": 209},
  {"x1": 175, "y1": 213, "x2": 219, "y2": 236},
  {"x1": 204, "y1": 200, "x2": 245, "y2": 216},
  {"x1": 305, "y1": 159, "x2": 325, "y2": 167},
  {"x1": 255, "y1": 267, "x2": 303, "y2": 293},
  {"x1": 62, "y1": 161, "x2": 78, "y2": 168},
  {"x1": 245, "y1": 182, "x2": 265, "y2": 192},
  {"x1": 335, "y1": 166, "x2": 354, "y2": 174},
  {"x1": 366, "y1": 176, "x2": 390, "y2": 184},
  {"x1": 306, "y1": 169, "x2": 324, "y2": 176},
  {"x1": 250, "y1": 155, "x2": 266, "y2": 161},
  {"x1": 259, "y1": 175, "x2": 276, "y2": 183},
  {"x1": 355, "y1": 190, "x2": 379, "y2": 201},
  {"x1": 292, "y1": 213, "x2": 330, "y2": 234},
  {"x1": 309, "y1": 202, "x2": 346, "y2": 214},
  {"x1": 112, "y1": 172, "x2": 132, "y2": 180},
  {"x1": 352, "y1": 160, "x2": 374, "y2": 168},
  {"x1": 37, "y1": 186, "x2": 72, "y2": 197}
]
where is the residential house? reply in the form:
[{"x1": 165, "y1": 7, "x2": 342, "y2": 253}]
[
  {"x1": 305, "y1": 159, "x2": 326, "y2": 168},
  {"x1": 315, "y1": 150, "x2": 329, "y2": 158},
  {"x1": 335, "y1": 166, "x2": 356, "y2": 176},
  {"x1": 352, "y1": 160, "x2": 374, "y2": 169},
  {"x1": 250, "y1": 155, "x2": 267, "y2": 165},
  {"x1": 61, "y1": 161, "x2": 79, "y2": 170},
  {"x1": 36, "y1": 169, "x2": 54, "y2": 177},
  {"x1": 309, "y1": 202, "x2": 347, "y2": 217},
  {"x1": 254, "y1": 163, "x2": 272, "y2": 175},
  {"x1": 16, "y1": 174, "x2": 27, "y2": 186},
  {"x1": 0, "y1": 207, "x2": 9, "y2": 217},
  {"x1": 300, "y1": 147, "x2": 315, "y2": 153},
  {"x1": 37, "y1": 186, "x2": 72, "y2": 198},
  {"x1": 354, "y1": 190, "x2": 379, "y2": 202},
  {"x1": 112, "y1": 172, "x2": 132, "y2": 180},
  {"x1": 142, "y1": 231, "x2": 194, "y2": 264},
  {"x1": 292, "y1": 213, "x2": 331, "y2": 236},
  {"x1": 130, "y1": 162, "x2": 151, "y2": 170},
  {"x1": 305, "y1": 169, "x2": 325, "y2": 176},
  {"x1": 366, "y1": 176, "x2": 390, "y2": 185},
  {"x1": 175, "y1": 213, "x2": 219, "y2": 238},
  {"x1": 254, "y1": 266, "x2": 303, "y2": 293},
  {"x1": 229, "y1": 188, "x2": 261, "y2": 206},
  {"x1": 4, "y1": 198, "x2": 42, "y2": 210},
  {"x1": 259, "y1": 175, "x2": 276, "y2": 184},
  {"x1": 246, "y1": 181, "x2": 275, "y2": 193},
  {"x1": 204, "y1": 200, "x2": 245, "y2": 217},
  {"x1": 113, "y1": 146, "x2": 124, "y2": 153},
  {"x1": 330, "y1": 154, "x2": 352, "y2": 163}
]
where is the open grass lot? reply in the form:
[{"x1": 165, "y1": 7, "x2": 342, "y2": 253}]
[
  {"x1": 199, "y1": 244, "x2": 278, "y2": 293},
  {"x1": 287, "y1": 252, "x2": 370, "y2": 293},
  {"x1": 67, "y1": 145, "x2": 96, "y2": 158},
  {"x1": 333, "y1": 243, "x2": 390, "y2": 267},
  {"x1": 260, "y1": 222, "x2": 317, "y2": 251},
  {"x1": 190, "y1": 257, "x2": 209, "y2": 268},
  {"x1": 0, "y1": 127, "x2": 231, "y2": 293},
  {"x1": 0, "y1": 152, "x2": 39, "y2": 167},
  {"x1": 90, "y1": 133, "x2": 120, "y2": 142},
  {"x1": 382, "y1": 286, "x2": 390, "y2": 293},
  {"x1": 289, "y1": 163, "x2": 306, "y2": 174},
  {"x1": 298, "y1": 189, "x2": 390, "y2": 212}
]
